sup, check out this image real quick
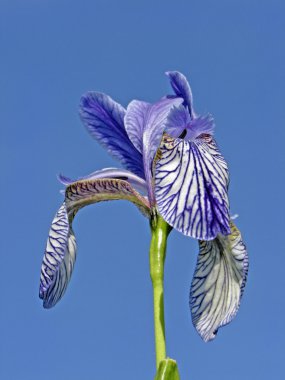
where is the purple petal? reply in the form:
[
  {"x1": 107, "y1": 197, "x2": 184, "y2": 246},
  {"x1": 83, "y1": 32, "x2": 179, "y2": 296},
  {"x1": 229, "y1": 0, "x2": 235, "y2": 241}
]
[
  {"x1": 124, "y1": 100, "x2": 149, "y2": 153},
  {"x1": 80, "y1": 92, "x2": 144, "y2": 179},
  {"x1": 155, "y1": 135, "x2": 230, "y2": 240},
  {"x1": 164, "y1": 105, "x2": 191, "y2": 138},
  {"x1": 165, "y1": 106, "x2": 214, "y2": 141},
  {"x1": 58, "y1": 168, "x2": 148, "y2": 195},
  {"x1": 166, "y1": 71, "x2": 195, "y2": 117},
  {"x1": 126, "y1": 97, "x2": 183, "y2": 205},
  {"x1": 40, "y1": 178, "x2": 151, "y2": 308},
  {"x1": 185, "y1": 114, "x2": 215, "y2": 140},
  {"x1": 190, "y1": 222, "x2": 248, "y2": 342}
]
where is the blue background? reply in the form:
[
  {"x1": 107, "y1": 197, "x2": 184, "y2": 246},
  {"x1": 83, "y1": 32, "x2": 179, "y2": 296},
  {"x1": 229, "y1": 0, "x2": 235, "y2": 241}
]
[{"x1": 1, "y1": 0, "x2": 284, "y2": 379}]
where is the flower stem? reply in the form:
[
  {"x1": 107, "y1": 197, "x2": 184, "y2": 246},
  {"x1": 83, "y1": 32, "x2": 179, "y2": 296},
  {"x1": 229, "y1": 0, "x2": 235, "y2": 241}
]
[{"x1": 149, "y1": 214, "x2": 172, "y2": 369}]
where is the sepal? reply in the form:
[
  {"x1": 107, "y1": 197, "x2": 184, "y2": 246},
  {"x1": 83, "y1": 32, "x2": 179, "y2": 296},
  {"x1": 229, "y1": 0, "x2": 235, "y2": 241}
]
[
  {"x1": 39, "y1": 203, "x2": 76, "y2": 308},
  {"x1": 190, "y1": 222, "x2": 248, "y2": 341},
  {"x1": 39, "y1": 178, "x2": 150, "y2": 307},
  {"x1": 155, "y1": 135, "x2": 230, "y2": 240}
]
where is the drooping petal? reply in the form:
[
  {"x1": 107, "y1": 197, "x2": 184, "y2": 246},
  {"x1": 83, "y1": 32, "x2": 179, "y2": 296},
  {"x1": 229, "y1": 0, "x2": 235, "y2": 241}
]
[
  {"x1": 40, "y1": 178, "x2": 150, "y2": 308},
  {"x1": 155, "y1": 135, "x2": 230, "y2": 240},
  {"x1": 190, "y1": 222, "x2": 248, "y2": 342},
  {"x1": 65, "y1": 178, "x2": 150, "y2": 214},
  {"x1": 125, "y1": 97, "x2": 183, "y2": 205},
  {"x1": 58, "y1": 167, "x2": 148, "y2": 195},
  {"x1": 80, "y1": 92, "x2": 144, "y2": 178},
  {"x1": 39, "y1": 203, "x2": 76, "y2": 308},
  {"x1": 166, "y1": 71, "x2": 194, "y2": 117}
]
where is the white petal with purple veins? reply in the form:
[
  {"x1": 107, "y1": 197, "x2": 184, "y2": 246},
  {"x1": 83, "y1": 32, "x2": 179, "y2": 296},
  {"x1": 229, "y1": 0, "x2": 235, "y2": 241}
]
[
  {"x1": 190, "y1": 222, "x2": 248, "y2": 342},
  {"x1": 155, "y1": 135, "x2": 230, "y2": 240}
]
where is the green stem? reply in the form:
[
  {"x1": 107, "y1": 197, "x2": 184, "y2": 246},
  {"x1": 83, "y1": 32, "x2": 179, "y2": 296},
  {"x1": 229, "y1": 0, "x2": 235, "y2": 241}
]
[{"x1": 149, "y1": 214, "x2": 172, "y2": 369}]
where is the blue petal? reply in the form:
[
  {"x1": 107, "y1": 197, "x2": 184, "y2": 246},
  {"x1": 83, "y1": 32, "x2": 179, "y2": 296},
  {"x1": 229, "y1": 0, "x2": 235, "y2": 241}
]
[
  {"x1": 40, "y1": 178, "x2": 151, "y2": 307},
  {"x1": 80, "y1": 92, "x2": 144, "y2": 179},
  {"x1": 190, "y1": 222, "x2": 248, "y2": 342},
  {"x1": 165, "y1": 106, "x2": 215, "y2": 141},
  {"x1": 124, "y1": 100, "x2": 149, "y2": 153},
  {"x1": 125, "y1": 97, "x2": 183, "y2": 205},
  {"x1": 58, "y1": 167, "x2": 148, "y2": 195},
  {"x1": 185, "y1": 114, "x2": 215, "y2": 140},
  {"x1": 166, "y1": 71, "x2": 194, "y2": 117},
  {"x1": 164, "y1": 105, "x2": 190, "y2": 138},
  {"x1": 155, "y1": 135, "x2": 230, "y2": 240}
]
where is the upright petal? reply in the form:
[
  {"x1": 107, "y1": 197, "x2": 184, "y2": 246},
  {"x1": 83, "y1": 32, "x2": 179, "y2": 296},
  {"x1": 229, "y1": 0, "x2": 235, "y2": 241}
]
[
  {"x1": 190, "y1": 222, "x2": 248, "y2": 342},
  {"x1": 39, "y1": 178, "x2": 150, "y2": 308},
  {"x1": 124, "y1": 100, "x2": 149, "y2": 153},
  {"x1": 125, "y1": 97, "x2": 183, "y2": 205},
  {"x1": 80, "y1": 92, "x2": 144, "y2": 178},
  {"x1": 155, "y1": 135, "x2": 230, "y2": 240},
  {"x1": 166, "y1": 71, "x2": 194, "y2": 117}
]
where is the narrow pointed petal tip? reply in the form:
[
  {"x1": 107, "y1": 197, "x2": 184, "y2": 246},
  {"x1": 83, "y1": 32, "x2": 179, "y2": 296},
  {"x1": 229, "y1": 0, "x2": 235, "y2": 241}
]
[
  {"x1": 155, "y1": 135, "x2": 230, "y2": 240},
  {"x1": 190, "y1": 222, "x2": 248, "y2": 342},
  {"x1": 58, "y1": 173, "x2": 73, "y2": 185},
  {"x1": 165, "y1": 71, "x2": 194, "y2": 116},
  {"x1": 79, "y1": 91, "x2": 145, "y2": 178}
]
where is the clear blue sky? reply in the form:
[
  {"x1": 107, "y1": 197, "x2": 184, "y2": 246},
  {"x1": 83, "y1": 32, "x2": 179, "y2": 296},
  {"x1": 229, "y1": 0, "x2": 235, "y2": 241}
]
[{"x1": 1, "y1": 0, "x2": 284, "y2": 379}]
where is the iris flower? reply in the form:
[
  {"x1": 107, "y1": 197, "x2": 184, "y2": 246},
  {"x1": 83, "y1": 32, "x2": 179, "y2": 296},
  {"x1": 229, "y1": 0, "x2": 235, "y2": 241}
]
[{"x1": 40, "y1": 71, "x2": 248, "y2": 343}]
